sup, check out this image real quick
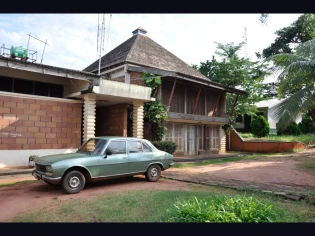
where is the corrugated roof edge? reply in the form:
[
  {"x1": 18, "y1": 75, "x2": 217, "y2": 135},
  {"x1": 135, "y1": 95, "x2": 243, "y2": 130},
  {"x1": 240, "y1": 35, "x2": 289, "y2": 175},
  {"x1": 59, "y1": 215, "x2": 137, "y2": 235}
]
[{"x1": 0, "y1": 57, "x2": 100, "y2": 79}]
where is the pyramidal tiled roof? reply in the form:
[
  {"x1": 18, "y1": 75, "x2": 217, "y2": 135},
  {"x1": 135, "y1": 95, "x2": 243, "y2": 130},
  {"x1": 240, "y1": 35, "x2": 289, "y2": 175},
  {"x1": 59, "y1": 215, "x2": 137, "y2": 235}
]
[{"x1": 83, "y1": 27, "x2": 209, "y2": 81}]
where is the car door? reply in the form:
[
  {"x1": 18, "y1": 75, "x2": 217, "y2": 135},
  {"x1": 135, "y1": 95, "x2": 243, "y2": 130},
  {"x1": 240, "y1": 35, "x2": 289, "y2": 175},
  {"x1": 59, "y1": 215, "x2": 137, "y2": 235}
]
[
  {"x1": 128, "y1": 140, "x2": 153, "y2": 173},
  {"x1": 98, "y1": 140, "x2": 129, "y2": 177}
]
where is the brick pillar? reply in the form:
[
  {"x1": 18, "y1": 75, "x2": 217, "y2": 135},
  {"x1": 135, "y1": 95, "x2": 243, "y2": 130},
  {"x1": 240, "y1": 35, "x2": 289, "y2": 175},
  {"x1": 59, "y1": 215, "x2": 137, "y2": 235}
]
[
  {"x1": 132, "y1": 101, "x2": 144, "y2": 138},
  {"x1": 219, "y1": 126, "x2": 226, "y2": 154},
  {"x1": 83, "y1": 94, "x2": 96, "y2": 143}
]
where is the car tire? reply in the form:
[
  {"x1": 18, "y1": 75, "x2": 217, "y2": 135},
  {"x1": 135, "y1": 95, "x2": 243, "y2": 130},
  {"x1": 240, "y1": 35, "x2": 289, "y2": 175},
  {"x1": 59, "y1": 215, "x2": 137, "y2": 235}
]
[
  {"x1": 145, "y1": 164, "x2": 161, "y2": 182},
  {"x1": 62, "y1": 170, "x2": 86, "y2": 194}
]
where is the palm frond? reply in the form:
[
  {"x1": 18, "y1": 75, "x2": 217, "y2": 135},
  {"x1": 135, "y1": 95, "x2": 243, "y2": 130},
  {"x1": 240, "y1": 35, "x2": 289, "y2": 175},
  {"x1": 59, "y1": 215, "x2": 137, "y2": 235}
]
[{"x1": 296, "y1": 38, "x2": 315, "y2": 59}]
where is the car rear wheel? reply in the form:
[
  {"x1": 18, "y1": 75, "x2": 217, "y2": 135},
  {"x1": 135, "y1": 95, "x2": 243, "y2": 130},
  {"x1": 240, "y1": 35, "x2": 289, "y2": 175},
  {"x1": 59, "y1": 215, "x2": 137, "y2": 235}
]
[
  {"x1": 145, "y1": 164, "x2": 161, "y2": 182},
  {"x1": 62, "y1": 170, "x2": 86, "y2": 194}
]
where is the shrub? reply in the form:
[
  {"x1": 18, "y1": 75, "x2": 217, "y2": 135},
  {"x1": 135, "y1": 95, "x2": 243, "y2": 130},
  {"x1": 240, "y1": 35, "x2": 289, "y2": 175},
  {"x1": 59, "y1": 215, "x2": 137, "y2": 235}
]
[
  {"x1": 168, "y1": 196, "x2": 276, "y2": 223},
  {"x1": 277, "y1": 121, "x2": 301, "y2": 136},
  {"x1": 250, "y1": 115, "x2": 270, "y2": 137},
  {"x1": 152, "y1": 141, "x2": 177, "y2": 154},
  {"x1": 298, "y1": 115, "x2": 315, "y2": 134}
]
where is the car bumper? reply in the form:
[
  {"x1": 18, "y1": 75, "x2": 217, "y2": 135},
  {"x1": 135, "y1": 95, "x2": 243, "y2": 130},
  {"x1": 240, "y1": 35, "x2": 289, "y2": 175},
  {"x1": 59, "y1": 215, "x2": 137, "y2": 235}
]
[{"x1": 32, "y1": 170, "x2": 62, "y2": 185}]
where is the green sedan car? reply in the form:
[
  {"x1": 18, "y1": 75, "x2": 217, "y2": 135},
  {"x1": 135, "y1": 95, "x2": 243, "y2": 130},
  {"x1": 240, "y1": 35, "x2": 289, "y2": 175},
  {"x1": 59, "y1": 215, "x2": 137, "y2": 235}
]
[{"x1": 32, "y1": 137, "x2": 174, "y2": 194}]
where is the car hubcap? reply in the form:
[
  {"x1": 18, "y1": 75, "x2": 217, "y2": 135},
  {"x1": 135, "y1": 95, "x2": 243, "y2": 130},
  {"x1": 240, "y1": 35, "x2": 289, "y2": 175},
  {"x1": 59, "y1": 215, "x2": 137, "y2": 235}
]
[
  {"x1": 69, "y1": 176, "x2": 80, "y2": 188},
  {"x1": 150, "y1": 168, "x2": 157, "y2": 177}
]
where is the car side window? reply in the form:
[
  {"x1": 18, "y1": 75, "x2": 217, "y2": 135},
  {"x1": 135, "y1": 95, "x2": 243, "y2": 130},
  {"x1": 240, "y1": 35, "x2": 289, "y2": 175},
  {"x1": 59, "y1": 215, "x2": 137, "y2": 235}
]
[
  {"x1": 106, "y1": 141, "x2": 126, "y2": 154},
  {"x1": 142, "y1": 142, "x2": 152, "y2": 152},
  {"x1": 128, "y1": 141, "x2": 142, "y2": 153}
]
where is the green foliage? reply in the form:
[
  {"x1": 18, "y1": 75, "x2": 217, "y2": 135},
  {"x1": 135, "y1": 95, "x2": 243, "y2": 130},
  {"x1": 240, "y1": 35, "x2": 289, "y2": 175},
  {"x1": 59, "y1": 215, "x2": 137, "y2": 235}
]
[
  {"x1": 168, "y1": 195, "x2": 276, "y2": 223},
  {"x1": 277, "y1": 121, "x2": 301, "y2": 136},
  {"x1": 141, "y1": 73, "x2": 167, "y2": 141},
  {"x1": 298, "y1": 115, "x2": 315, "y2": 134},
  {"x1": 152, "y1": 141, "x2": 177, "y2": 154},
  {"x1": 250, "y1": 115, "x2": 270, "y2": 137},
  {"x1": 194, "y1": 42, "x2": 270, "y2": 121},
  {"x1": 261, "y1": 14, "x2": 315, "y2": 58}
]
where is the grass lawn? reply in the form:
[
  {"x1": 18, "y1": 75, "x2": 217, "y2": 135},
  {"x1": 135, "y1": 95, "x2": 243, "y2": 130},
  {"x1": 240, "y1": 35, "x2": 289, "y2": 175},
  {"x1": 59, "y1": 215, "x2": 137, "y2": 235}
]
[
  {"x1": 239, "y1": 133, "x2": 315, "y2": 146},
  {"x1": 10, "y1": 185, "x2": 315, "y2": 222}
]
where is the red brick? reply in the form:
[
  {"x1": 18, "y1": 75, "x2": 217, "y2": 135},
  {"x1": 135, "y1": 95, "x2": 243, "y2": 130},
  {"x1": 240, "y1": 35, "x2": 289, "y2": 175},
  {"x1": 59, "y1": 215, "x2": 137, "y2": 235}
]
[
  {"x1": 66, "y1": 123, "x2": 76, "y2": 128},
  {"x1": 1, "y1": 126, "x2": 15, "y2": 132},
  {"x1": 0, "y1": 119, "x2": 10, "y2": 126},
  {"x1": 17, "y1": 103, "x2": 29, "y2": 109},
  {"x1": 0, "y1": 144, "x2": 9, "y2": 150},
  {"x1": 0, "y1": 96, "x2": 10, "y2": 102},
  {"x1": 52, "y1": 106, "x2": 62, "y2": 112},
  {"x1": 73, "y1": 108, "x2": 82, "y2": 113},
  {"x1": 28, "y1": 127, "x2": 40, "y2": 133},
  {"x1": 68, "y1": 103, "x2": 82, "y2": 108},
  {"x1": 40, "y1": 105, "x2": 52, "y2": 111},
  {"x1": 62, "y1": 144, "x2": 68, "y2": 149},
  {"x1": 0, "y1": 101, "x2": 3, "y2": 107},
  {"x1": 35, "y1": 133, "x2": 45, "y2": 138},
  {"x1": 36, "y1": 138, "x2": 46, "y2": 144},
  {"x1": 16, "y1": 138, "x2": 28, "y2": 144},
  {"x1": 30, "y1": 104, "x2": 40, "y2": 110},
  {"x1": 62, "y1": 117, "x2": 72, "y2": 123},
  {"x1": 40, "y1": 127, "x2": 51, "y2": 133},
  {"x1": 4, "y1": 102, "x2": 16, "y2": 108},
  {"x1": 35, "y1": 121, "x2": 45, "y2": 127},
  {"x1": 35, "y1": 110, "x2": 47, "y2": 116},
  {"x1": 30, "y1": 144, "x2": 41, "y2": 149},
  {"x1": 68, "y1": 112, "x2": 81, "y2": 118},
  {"x1": 40, "y1": 116, "x2": 52, "y2": 122},
  {"x1": 46, "y1": 101, "x2": 57, "y2": 106},
  {"x1": 52, "y1": 117, "x2": 62, "y2": 122},
  {"x1": 62, "y1": 107, "x2": 72, "y2": 112},
  {"x1": 62, "y1": 138, "x2": 72, "y2": 144},
  {"x1": 2, "y1": 138, "x2": 15, "y2": 144},
  {"x1": 46, "y1": 111, "x2": 58, "y2": 117},
  {"x1": 3, "y1": 114, "x2": 16, "y2": 120},
  {"x1": 72, "y1": 118, "x2": 81, "y2": 123},
  {"x1": 71, "y1": 128, "x2": 81, "y2": 134},
  {"x1": 22, "y1": 144, "x2": 30, "y2": 149},
  {"x1": 52, "y1": 144, "x2": 62, "y2": 149},
  {"x1": 46, "y1": 122, "x2": 56, "y2": 128},
  {"x1": 57, "y1": 102, "x2": 68, "y2": 107},
  {"x1": 57, "y1": 133, "x2": 67, "y2": 138},
  {"x1": 0, "y1": 107, "x2": 10, "y2": 113},
  {"x1": 62, "y1": 128, "x2": 71, "y2": 133},
  {"x1": 16, "y1": 127, "x2": 28, "y2": 132},
  {"x1": 11, "y1": 108, "x2": 24, "y2": 115},
  {"x1": 23, "y1": 120, "x2": 35, "y2": 127},
  {"x1": 76, "y1": 133, "x2": 81, "y2": 139},
  {"x1": 36, "y1": 100, "x2": 47, "y2": 105},
  {"x1": 28, "y1": 138, "x2": 36, "y2": 144},
  {"x1": 45, "y1": 133, "x2": 56, "y2": 139},
  {"x1": 24, "y1": 109, "x2": 36, "y2": 115},
  {"x1": 23, "y1": 133, "x2": 35, "y2": 138},
  {"x1": 67, "y1": 133, "x2": 77, "y2": 139},
  {"x1": 47, "y1": 138, "x2": 57, "y2": 144},
  {"x1": 10, "y1": 120, "x2": 23, "y2": 126},
  {"x1": 10, "y1": 97, "x2": 23, "y2": 103},
  {"x1": 56, "y1": 122, "x2": 68, "y2": 128},
  {"x1": 41, "y1": 144, "x2": 52, "y2": 149},
  {"x1": 24, "y1": 98, "x2": 36, "y2": 104},
  {"x1": 9, "y1": 144, "x2": 22, "y2": 150},
  {"x1": 29, "y1": 115, "x2": 41, "y2": 121},
  {"x1": 57, "y1": 112, "x2": 68, "y2": 117},
  {"x1": 17, "y1": 115, "x2": 29, "y2": 121},
  {"x1": 51, "y1": 128, "x2": 62, "y2": 133}
]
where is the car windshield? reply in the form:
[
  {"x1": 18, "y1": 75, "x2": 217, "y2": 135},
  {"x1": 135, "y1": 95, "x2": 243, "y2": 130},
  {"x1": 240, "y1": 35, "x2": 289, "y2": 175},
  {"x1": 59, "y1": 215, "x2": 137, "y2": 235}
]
[{"x1": 77, "y1": 139, "x2": 107, "y2": 155}]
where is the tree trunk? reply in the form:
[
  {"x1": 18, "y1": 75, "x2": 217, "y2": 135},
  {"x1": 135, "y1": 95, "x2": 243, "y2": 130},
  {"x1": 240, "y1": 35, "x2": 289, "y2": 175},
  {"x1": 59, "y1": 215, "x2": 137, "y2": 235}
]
[{"x1": 308, "y1": 108, "x2": 315, "y2": 125}]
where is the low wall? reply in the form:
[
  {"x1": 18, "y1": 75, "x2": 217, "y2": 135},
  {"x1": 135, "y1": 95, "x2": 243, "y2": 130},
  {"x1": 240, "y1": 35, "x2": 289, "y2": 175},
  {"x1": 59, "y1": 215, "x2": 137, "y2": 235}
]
[{"x1": 230, "y1": 129, "x2": 307, "y2": 153}]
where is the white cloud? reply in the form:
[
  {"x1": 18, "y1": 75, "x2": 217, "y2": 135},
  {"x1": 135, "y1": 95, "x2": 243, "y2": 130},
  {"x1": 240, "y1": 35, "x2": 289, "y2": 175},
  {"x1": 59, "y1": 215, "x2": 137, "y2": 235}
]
[{"x1": 0, "y1": 13, "x2": 302, "y2": 74}]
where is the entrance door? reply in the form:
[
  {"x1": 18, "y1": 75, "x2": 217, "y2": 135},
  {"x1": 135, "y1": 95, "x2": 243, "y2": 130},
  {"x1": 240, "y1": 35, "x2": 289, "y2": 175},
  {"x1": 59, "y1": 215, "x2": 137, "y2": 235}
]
[{"x1": 187, "y1": 125, "x2": 197, "y2": 155}]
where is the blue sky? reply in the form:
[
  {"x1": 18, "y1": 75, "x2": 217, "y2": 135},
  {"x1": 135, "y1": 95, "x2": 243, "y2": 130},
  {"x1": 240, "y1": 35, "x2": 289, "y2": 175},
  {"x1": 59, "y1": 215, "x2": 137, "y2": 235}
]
[{"x1": 0, "y1": 14, "x2": 302, "y2": 77}]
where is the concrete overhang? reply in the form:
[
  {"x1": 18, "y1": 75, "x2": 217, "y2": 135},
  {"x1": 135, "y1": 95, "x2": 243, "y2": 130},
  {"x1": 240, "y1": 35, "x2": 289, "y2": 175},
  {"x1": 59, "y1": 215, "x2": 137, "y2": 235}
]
[
  {"x1": 66, "y1": 79, "x2": 155, "y2": 106},
  {"x1": 167, "y1": 112, "x2": 229, "y2": 125}
]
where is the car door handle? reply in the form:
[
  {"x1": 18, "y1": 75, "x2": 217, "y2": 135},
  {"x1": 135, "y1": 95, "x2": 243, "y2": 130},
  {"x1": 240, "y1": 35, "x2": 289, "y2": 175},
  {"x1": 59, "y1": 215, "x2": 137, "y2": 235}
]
[{"x1": 122, "y1": 156, "x2": 127, "y2": 159}]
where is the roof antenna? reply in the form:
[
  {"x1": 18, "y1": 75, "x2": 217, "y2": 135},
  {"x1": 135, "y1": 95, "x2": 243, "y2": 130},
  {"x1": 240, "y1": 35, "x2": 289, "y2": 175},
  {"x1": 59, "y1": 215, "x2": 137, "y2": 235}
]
[
  {"x1": 97, "y1": 14, "x2": 106, "y2": 75},
  {"x1": 27, "y1": 33, "x2": 48, "y2": 64}
]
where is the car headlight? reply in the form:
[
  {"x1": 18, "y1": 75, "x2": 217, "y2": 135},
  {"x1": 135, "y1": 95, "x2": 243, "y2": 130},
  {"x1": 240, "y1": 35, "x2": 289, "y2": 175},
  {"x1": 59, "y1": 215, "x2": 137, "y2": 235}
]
[{"x1": 46, "y1": 165, "x2": 53, "y2": 172}]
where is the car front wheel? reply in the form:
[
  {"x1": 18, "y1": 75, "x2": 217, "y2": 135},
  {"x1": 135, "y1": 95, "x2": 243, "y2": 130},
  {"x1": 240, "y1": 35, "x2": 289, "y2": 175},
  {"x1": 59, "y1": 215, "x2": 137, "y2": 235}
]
[
  {"x1": 145, "y1": 164, "x2": 161, "y2": 182},
  {"x1": 62, "y1": 170, "x2": 86, "y2": 194}
]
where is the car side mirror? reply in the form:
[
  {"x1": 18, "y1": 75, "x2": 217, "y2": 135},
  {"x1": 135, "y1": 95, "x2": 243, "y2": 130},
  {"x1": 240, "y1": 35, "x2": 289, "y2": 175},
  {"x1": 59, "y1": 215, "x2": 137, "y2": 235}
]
[{"x1": 105, "y1": 150, "x2": 112, "y2": 156}]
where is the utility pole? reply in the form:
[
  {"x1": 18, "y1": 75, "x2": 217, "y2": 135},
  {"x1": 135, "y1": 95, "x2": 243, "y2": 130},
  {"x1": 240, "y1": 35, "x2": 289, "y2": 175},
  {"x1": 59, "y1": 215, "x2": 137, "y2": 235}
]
[{"x1": 97, "y1": 14, "x2": 106, "y2": 75}]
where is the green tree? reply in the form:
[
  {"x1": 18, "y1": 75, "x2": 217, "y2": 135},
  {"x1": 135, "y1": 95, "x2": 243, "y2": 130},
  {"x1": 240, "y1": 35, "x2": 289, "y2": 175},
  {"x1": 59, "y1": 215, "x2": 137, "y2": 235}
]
[
  {"x1": 266, "y1": 38, "x2": 315, "y2": 130},
  {"x1": 251, "y1": 115, "x2": 270, "y2": 137},
  {"x1": 194, "y1": 42, "x2": 270, "y2": 120},
  {"x1": 260, "y1": 14, "x2": 315, "y2": 59}
]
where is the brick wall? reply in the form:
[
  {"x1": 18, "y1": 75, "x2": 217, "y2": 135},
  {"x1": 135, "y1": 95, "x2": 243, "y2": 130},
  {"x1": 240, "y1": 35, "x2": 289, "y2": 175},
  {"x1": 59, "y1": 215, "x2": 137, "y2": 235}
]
[
  {"x1": 95, "y1": 104, "x2": 128, "y2": 136},
  {"x1": 110, "y1": 75, "x2": 125, "y2": 83},
  {"x1": 0, "y1": 95, "x2": 82, "y2": 150},
  {"x1": 129, "y1": 72, "x2": 144, "y2": 86}
]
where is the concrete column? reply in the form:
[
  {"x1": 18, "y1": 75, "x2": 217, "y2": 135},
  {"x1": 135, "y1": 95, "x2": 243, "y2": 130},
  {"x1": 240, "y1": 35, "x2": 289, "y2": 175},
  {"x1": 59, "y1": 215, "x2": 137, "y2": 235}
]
[
  {"x1": 132, "y1": 101, "x2": 144, "y2": 138},
  {"x1": 219, "y1": 126, "x2": 226, "y2": 154},
  {"x1": 83, "y1": 94, "x2": 96, "y2": 143}
]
